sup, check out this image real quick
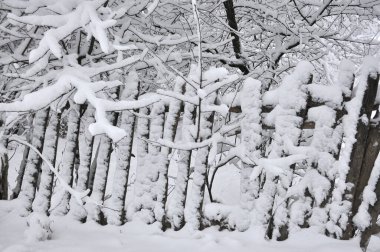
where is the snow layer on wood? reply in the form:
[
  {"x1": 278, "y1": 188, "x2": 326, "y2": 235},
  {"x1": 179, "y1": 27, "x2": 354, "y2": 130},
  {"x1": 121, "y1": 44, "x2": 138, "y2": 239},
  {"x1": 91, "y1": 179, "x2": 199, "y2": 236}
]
[
  {"x1": 337, "y1": 59, "x2": 355, "y2": 98},
  {"x1": 108, "y1": 71, "x2": 139, "y2": 225},
  {"x1": 239, "y1": 77, "x2": 262, "y2": 212},
  {"x1": 308, "y1": 84, "x2": 342, "y2": 107},
  {"x1": 353, "y1": 153, "x2": 380, "y2": 231},
  {"x1": 263, "y1": 61, "x2": 313, "y2": 115},
  {"x1": 327, "y1": 56, "x2": 379, "y2": 237},
  {"x1": 170, "y1": 66, "x2": 198, "y2": 230}
]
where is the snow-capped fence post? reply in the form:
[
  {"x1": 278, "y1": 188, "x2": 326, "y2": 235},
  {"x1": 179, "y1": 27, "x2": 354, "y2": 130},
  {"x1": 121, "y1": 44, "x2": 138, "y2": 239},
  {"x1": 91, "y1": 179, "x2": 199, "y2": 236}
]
[
  {"x1": 19, "y1": 108, "x2": 50, "y2": 215},
  {"x1": 171, "y1": 73, "x2": 197, "y2": 230},
  {"x1": 261, "y1": 61, "x2": 314, "y2": 241},
  {"x1": 53, "y1": 104, "x2": 81, "y2": 216},
  {"x1": 155, "y1": 77, "x2": 185, "y2": 230},
  {"x1": 357, "y1": 125, "x2": 380, "y2": 251},
  {"x1": 87, "y1": 89, "x2": 120, "y2": 225},
  {"x1": 0, "y1": 113, "x2": 9, "y2": 200},
  {"x1": 9, "y1": 114, "x2": 34, "y2": 199},
  {"x1": 33, "y1": 110, "x2": 61, "y2": 215},
  {"x1": 341, "y1": 61, "x2": 379, "y2": 240},
  {"x1": 319, "y1": 60, "x2": 356, "y2": 210},
  {"x1": 10, "y1": 115, "x2": 33, "y2": 200},
  {"x1": 240, "y1": 78, "x2": 263, "y2": 212},
  {"x1": 108, "y1": 72, "x2": 140, "y2": 225},
  {"x1": 144, "y1": 101, "x2": 166, "y2": 223},
  {"x1": 132, "y1": 106, "x2": 151, "y2": 222},
  {"x1": 188, "y1": 92, "x2": 217, "y2": 230},
  {"x1": 69, "y1": 105, "x2": 96, "y2": 222},
  {"x1": 133, "y1": 101, "x2": 166, "y2": 225},
  {"x1": 0, "y1": 146, "x2": 8, "y2": 200},
  {"x1": 290, "y1": 60, "x2": 356, "y2": 232},
  {"x1": 277, "y1": 72, "x2": 313, "y2": 241}
]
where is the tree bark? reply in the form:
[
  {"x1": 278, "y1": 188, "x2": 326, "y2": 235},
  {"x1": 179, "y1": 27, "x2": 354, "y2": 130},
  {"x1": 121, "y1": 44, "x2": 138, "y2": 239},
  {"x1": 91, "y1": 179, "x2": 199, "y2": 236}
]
[{"x1": 223, "y1": 0, "x2": 249, "y2": 74}]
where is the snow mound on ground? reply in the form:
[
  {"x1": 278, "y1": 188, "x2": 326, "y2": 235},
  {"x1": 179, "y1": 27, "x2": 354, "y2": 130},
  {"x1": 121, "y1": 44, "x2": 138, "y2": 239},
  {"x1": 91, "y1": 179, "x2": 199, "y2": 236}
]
[
  {"x1": 204, "y1": 203, "x2": 250, "y2": 231},
  {"x1": 2, "y1": 244, "x2": 31, "y2": 252},
  {"x1": 24, "y1": 212, "x2": 52, "y2": 242}
]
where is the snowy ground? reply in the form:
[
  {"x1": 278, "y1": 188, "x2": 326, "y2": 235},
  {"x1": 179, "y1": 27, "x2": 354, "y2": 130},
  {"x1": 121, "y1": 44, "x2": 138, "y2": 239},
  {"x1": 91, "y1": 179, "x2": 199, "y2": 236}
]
[
  {"x1": 0, "y1": 200, "x2": 380, "y2": 252},
  {"x1": 3, "y1": 138, "x2": 380, "y2": 252}
]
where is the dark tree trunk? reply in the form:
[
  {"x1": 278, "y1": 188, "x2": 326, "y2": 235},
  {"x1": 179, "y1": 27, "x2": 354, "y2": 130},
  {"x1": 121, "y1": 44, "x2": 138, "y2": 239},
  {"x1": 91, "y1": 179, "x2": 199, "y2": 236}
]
[{"x1": 223, "y1": 0, "x2": 249, "y2": 74}]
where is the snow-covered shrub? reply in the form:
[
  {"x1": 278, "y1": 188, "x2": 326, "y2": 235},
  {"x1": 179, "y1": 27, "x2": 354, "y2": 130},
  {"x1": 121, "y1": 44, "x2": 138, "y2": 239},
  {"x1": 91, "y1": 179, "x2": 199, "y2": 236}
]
[{"x1": 203, "y1": 203, "x2": 250, "y2": 231}]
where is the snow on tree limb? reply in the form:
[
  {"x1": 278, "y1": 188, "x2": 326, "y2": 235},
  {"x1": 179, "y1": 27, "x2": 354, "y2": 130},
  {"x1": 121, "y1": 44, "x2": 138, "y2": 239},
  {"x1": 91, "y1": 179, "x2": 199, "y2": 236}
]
[
  {"x1": 152, "y1": 132, "x2": 234, "y2": 151},
  {"x1": 8, "y1": 0, "x2": 115, "y2": 63}
]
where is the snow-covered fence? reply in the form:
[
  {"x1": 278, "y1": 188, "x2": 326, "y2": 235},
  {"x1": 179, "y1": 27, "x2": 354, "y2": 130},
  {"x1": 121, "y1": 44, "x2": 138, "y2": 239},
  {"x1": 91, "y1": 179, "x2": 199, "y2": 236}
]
[
  {"x1": 225, "y1": 59, "x2": 379, "y2": 246},
  {"x1": 341, "y1": 59, "x2": 379, "y2": 240},
  {"x1": 0, "y1": 54, "x2": 379, "y2": 250}
]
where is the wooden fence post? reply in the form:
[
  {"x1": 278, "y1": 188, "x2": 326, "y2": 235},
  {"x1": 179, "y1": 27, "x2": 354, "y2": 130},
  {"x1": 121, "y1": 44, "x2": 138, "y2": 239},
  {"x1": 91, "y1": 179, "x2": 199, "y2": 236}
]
[{"x1": 342, "y1": 71, "x2": 379, "y2": 239}]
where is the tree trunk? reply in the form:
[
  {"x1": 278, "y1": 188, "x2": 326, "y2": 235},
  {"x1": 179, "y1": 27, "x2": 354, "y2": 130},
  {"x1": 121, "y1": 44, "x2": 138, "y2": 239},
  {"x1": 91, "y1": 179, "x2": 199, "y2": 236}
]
[{"x1": 223, "y1": 0, "x2": 249, "y2": 74}]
